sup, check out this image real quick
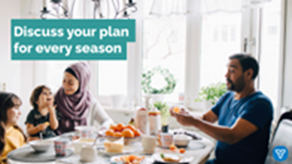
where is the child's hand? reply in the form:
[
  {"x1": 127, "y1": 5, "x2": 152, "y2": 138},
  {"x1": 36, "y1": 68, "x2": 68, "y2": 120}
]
[
  {"x1": 28, "y1": 137, "x2": 40, "y2": 142},
  {"x1": 45, "y1": 96, "x2": 54, "y2": 107},
  {"x1": 46, "y1": 96, "x2": 57, "y2": 112},
  {"x1": 48, "y1": 105, "x2": 57, "y2": 113},
  {"x1": 37, "y1": 123, "x2": 48, "y2": 131}
]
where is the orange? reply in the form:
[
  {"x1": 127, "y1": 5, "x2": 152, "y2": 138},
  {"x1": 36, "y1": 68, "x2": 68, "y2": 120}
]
[
  {"x1": 121, "y1": 128, "x2": 134, "y2": 138},
  {"x1": 113, "y1": 132, "x2": 122, "y2": 137},
  {"x1": 105, "y1": 129, "x2": 115, "y2": 136},
  {"x1": 173, "y1": 107, "x2": 180, "y2": 113},
  {"x1": 110, "y1": 124, "x2": 118, "y2": 131},
  {"x1": 179, "y1": 148, "x2": 186, "y2": 154},
  {"x1": 125, "y1": 125, "x2": 136, "y2": 132},
  {"x1": 116, "y1": 123, "x2": 125, "y2": 132},
  {"x1": 120, "y1": 156, "x2": 129, "y2": 162},
  {"x1": 128, "y1": 155, "x2": 136, "y2": 162},
  {"x1": 133, "y1": 129, "x2": 142, "y2": 137},
  {"x1": 169, "y1": 143, "x2": 177, "y2": 151}
]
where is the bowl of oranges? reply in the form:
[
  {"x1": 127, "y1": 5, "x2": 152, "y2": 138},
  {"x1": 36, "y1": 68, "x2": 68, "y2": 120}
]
[{"x1": 100, "y1": 123, "x2": 142, "y2": 145}]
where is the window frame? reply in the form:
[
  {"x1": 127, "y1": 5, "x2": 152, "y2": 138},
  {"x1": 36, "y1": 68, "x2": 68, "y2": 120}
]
[{"x1": 81, "y1": 0, "x2": 285, "y2": 114}]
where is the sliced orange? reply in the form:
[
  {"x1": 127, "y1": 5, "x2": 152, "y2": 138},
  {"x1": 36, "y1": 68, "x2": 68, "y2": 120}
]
[
  {"x1": 128, "y1": 155, "x2": 136, "y2": 162},
  {"x1": 169, "y1": 143, "x2": 177, "y2": 151},
  {"x1": 179, "y1": 148, "x2": 186, "y2": 154}
]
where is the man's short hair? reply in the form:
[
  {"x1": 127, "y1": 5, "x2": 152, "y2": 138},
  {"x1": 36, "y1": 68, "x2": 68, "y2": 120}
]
[{"x1": 229, "y1": 53, "x2": 259, "y2": 80}]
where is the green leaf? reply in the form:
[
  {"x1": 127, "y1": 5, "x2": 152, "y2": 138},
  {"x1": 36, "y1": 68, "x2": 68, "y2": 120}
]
[
  {"x1": 161, "y1": 153, "x2": 165, "y2": 159},
  {"x1": 195, "y1": 82, "x2": 227, "y2": 104},
  {"x1": 141, "y1": 67, "x2": 177, "y2": 94}
]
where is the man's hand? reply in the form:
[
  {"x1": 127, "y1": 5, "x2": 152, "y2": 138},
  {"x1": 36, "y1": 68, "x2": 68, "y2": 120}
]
[
  {"x1": 170, "y1": 107, "x2": 199, "y2": 127},
  {"x1": 170, "y1": 106, "x2": 189, "y2": 116}
]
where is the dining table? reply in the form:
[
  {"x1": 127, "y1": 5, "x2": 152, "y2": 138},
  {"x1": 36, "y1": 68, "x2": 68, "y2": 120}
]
[{"x1": 7, "y1": 131, "x2": 215, "y2": 164}]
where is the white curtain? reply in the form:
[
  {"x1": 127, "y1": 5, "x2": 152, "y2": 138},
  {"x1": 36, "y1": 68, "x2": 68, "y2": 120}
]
[
  {"x1": 148, "y1": 0, "x2": 272, "y2": 16},
  {"x1": 201, "y1": 0, "x2": 272, "y2": 14}
]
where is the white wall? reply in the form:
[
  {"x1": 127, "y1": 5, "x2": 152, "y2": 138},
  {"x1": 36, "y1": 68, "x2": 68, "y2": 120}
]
[
  {"x1": 282, "y1": 0, "x2": 292, "y2": 110},
  {"x1": 0, "y1": 0, "x2": 21, "y2": 94},
  {"x1": 0, "y1": 0, "x2": 35, "y2": 131}
]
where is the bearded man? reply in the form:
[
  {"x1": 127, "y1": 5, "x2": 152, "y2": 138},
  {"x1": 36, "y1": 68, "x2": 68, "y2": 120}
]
[{"x1": 171, "y1": 54, "x2": 273, "y2": 164}]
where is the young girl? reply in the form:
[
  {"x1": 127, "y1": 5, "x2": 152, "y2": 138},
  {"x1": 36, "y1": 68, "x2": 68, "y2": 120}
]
[
  {"x1": 0, "y1": 92, "x2": 27, "y2": 163},
  {"x1": 25, "y1": 85, "x2": 59, "y2": 139}
]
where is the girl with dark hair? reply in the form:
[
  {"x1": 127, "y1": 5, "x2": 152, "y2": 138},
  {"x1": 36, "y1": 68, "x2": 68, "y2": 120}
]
[
  {"x1": 0, "y1": 92, "x2": 26, "y2": 163},
  {"x1": 55, "y1": 62, "x2": 113, "y2": 134},
  {"x1": 25, "y1": 85, "x2": 59, "y2": 139}
]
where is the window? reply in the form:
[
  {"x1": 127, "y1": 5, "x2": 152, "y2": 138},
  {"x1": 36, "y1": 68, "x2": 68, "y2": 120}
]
[
  {"x1": 34, "y1": 61, "x2": 77, "y2": 93},
  {"x1": 32, "y1": 0, "x2": 284, "y2": 112},
  {"x1": 142, "y1": 16, "x2": 186, "y2": 102},
  {"x1": 96, "y1": 61, "x2": 127, "y2": 95},
  {"x1": 200, "y1": 12, "x2": 242, "y2": 88},
  {"x1": 142, "y1": 0, "x2": 186, "y2": 102},
  {"x1": 258, "y1": 0, "x2": 281, "y2": 109}
]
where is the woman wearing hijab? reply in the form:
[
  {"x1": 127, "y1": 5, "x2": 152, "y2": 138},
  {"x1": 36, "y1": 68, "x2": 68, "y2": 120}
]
[{"x1": 55, "y1": 62, "x2": 113, "y2": 134}]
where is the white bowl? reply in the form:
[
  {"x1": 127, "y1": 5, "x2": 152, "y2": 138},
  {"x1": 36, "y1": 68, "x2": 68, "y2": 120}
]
[
  {"x1": 173, "y1": 134, "x2": 192, "y2": 147},
  {"x1": 29, "y1": 140, "x2": 53, "y2": 152}
]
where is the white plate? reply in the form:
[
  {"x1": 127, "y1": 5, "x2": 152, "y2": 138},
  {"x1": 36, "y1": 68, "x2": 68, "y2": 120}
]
[
  {"x1": 152, "y1": 153, "x2": 194, "y2": 164},
  {"x1": 98, "y1": 146, "x2": 136, "y2": 156},
  {"x1": 110, "y1": 155, "x2": 146, "y2": 163}
]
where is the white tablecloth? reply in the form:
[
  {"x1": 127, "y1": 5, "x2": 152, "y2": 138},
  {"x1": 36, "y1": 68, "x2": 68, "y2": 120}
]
[{"x1": 8, "y1": 137, "x2": 214, "y2": 164}]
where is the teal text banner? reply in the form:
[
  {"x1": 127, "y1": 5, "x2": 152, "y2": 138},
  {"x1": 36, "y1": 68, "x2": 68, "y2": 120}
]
[{"x1": 11, "y1": 19, "x2": 135, "y2": 60}]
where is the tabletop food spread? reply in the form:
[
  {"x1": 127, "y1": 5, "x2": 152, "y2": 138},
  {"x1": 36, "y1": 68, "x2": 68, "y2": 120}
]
[{"x1": 8, "y1": 111, "x2": 214, "y2": 164}]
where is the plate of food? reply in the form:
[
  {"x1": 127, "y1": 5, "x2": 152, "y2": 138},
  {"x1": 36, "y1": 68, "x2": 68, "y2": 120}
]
[
  {"x1": 98, "y1": 138, "x2": 139, "y2": 156},
  {"x1": 98, "y1": 146, "x2": 137, "y2": 156},
  {"x1": 110, "y1": 155, "x2": 146, "y2": 164},
  {"x1": 99, "y1": 123, "x2": 142, "y2": 145},
  {"x1": 152, "y1": 153, "x2": 194, "y2": 164}
]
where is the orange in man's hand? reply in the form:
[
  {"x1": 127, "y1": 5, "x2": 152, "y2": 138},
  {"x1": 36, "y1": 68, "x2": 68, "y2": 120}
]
[{"x1": 173, "y1": 107, "x2": 180, "y2": 113}]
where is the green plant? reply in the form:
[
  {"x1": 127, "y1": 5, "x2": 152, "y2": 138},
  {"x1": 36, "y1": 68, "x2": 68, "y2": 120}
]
[
  {"x1": 195, "y1": 82, "x2": 227, "y2": 105},
  {"x1": 142, "y1": 67, "x2": 177, "y2": 94},
  {"x1": 153, "y1": 101, "x2": 170, "y2": 125}
]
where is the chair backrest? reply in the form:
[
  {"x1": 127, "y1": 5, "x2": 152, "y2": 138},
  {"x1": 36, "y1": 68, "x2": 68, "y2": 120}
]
[
  {"x1": 271, "y1": 110, "x2": 292, "y2": 141},
  {"x1": 265, "y1": 119, "x2": 292, "y2": 164}
]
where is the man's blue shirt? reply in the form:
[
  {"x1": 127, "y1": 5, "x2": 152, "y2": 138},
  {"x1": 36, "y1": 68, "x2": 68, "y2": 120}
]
[{"x1": 211, "y1": 91, "x2": 273, "y2": 164}]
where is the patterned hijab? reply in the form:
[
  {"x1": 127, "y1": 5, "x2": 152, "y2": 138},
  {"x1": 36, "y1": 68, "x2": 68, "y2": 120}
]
[{"x1": 55, "y1": 62, "x2": 91, "y2": 134}]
